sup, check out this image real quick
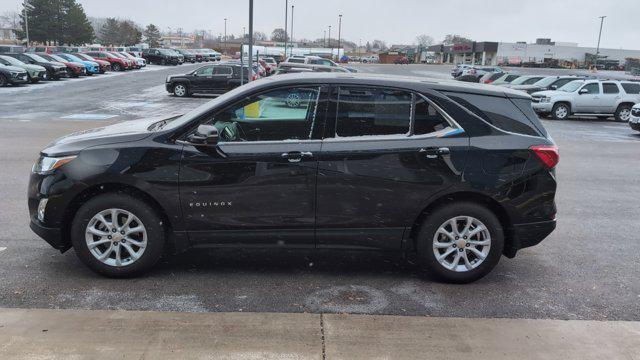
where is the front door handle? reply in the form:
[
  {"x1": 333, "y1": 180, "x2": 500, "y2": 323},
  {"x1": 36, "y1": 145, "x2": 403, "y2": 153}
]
[
  {"x1": 281, "y1": 151, "x2": 314, "y2": 163},
  {"x1": 419, "y1": 147, "x2": 450, "y2": 159}
]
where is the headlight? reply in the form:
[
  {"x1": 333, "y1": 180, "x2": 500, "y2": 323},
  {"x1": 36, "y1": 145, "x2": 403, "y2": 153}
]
[
  {"x1": 540, "y1": 97, "x2": 551, "y2": 103},
  {"x1": 10, "y1": 71, "x2": 20, "y2": 78},
  {"x1": 32, "y1": 155, "x2": 77, "y2": 174}
]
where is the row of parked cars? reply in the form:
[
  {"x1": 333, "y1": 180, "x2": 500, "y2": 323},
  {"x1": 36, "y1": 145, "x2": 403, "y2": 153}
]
[
  {"x1": 451, "y1": 64, "x2": 640, "y2": 123},
  {"x1": 165, "y1": 55, "x2": 357, "y2": 98}
]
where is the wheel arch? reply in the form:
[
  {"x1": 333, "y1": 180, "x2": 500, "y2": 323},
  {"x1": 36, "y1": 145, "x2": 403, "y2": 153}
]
[
  {"x1": 408, "y1": 191, "x2": 513, "y2": 255},
  {"x1": 61, "y1": 182, "x2": 177, "y2": 252}
]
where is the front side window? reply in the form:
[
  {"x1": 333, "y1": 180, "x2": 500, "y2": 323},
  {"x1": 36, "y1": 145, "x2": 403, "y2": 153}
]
[
  {"x1": 602, "y1": 83, "x2": 620, "y2": 94},
  {"x1": 196, "y1": 66, "x2": 214, "y2": 76},
  {"x1": 213, "y1": 66, "x2": 232, "y2": 75},
  {"x1": 205, "y1": 86, "x2": 321, "y2": 142},
  {"x1": 581, "y1": 83, "x2": 600, "y2": 94},
  {"x1": 336, "y1": 87, "x2": 412, "y2": 137}
]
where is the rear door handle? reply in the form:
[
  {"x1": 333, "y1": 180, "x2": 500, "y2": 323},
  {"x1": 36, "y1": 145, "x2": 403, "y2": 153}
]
[
  {"x1": 419, "y1": 147, "x2": 450, "y2": 159},
  {"x1": 281, "y1": 151, "x2": 314, "y2": 163}
]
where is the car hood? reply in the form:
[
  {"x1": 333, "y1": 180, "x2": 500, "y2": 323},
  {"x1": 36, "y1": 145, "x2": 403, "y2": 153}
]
[
  {"x1": 23, "y1": 63, "x2": 46, "y2": 72},
  {"x1": 510, "y1": 84, "x2": 540, "y2": 90},
  {"x1": 531, "y1": 90, "x2": 567, "y2": 97},
  {"x1": 47, "y1": 61, "x2": 67, "y2": 68},
  {"x1": 0, "y1": 64, "x2": 26, "y2": 72},
  {"x1": 42, "y1": 117, "x2": 172, "y2": 156}
]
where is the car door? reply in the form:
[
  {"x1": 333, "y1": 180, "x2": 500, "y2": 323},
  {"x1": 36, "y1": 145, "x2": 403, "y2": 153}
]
[
  {"x1": 315, "y1": 86, "x2": 469, "y2": 250},
  {"x1": 211, "y1": 65, "x2": 233, "y2": 93},
  {"x1": 190, "y1": 65, "x2": 214, "y2": 92},
  {"x1": 599, "y1": 83, "x2": 622, "y2": 113},
  {"x1": 574, "y1": 83, "x2": 601, "y2": 113},
  {"x1": 179, "y1": 85, "x2": 328, "y2": 247}
]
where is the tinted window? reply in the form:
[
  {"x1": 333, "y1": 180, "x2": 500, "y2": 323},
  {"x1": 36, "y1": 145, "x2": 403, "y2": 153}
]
[
  {"x1": 444, "y1": 92, "x2": 540, "y2": 136},
  {"x1": 414, "y1": 97, "x2": 449, "y2": 135},
  {"x1": 206, "y1": 86, "x2": 321, "y2": 142},
  {"x1": 288, "y1": 58, "x2": 305, "y2": 63},
  {"x1": 213, "y1": 66, "x2": 232, "y2": 75},
  {"x1": 195, "y1": 66, "x2": 214, "y2": 76},
  {"x1": 522, "y1": 77, "x2": 544, "y2": 85},
  {"x1": 581, "y1": 83, "x2": 600, "y2": 94},
  {"x1": 336, "y1": 87, "x2": 411, "y2": 137},
  {"x1": 551, "y1": 78, "x2": 574, "y2": 89},
  {"x1": 622, "y1": 83, "x2": 640, "y2": 94},
  {"x1": 602, "y1": 83, "x2": 619, "y2": 94}
]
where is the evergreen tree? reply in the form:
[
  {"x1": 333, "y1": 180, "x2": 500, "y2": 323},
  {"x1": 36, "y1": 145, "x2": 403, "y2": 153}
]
[
  {"x1": 62, "y1": 1, "x2": 93, "y2": 45},
  {"x1": 17, "y1": 0, "x2": 92, "y2": 45},
  {"x1": 99, "y1": 18, "x2": 120, "y2": 45},
  {"x1": 144, "y1": 24, "x2": 161, "y2": 48},
  {"x1": 119, "y1": 21, "x2": 141, "y2": 46}
]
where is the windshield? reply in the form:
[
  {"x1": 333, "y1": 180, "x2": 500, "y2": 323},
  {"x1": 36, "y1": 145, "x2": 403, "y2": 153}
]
[
  {"x1": 510, "y1": 76, "x2": 540, "y2": 85},
  {"x1": 0, "y1": 55, "x2": 23, "y2": 65},
  {"x1": 533, "y1": 77, "x2": 560, "y2": 87},
  {"x1": 558, "y1": 80, "x2": 585, "y2": 92},
  {"x1": 27, "y1": 54, "x2": 49, "y2": 62},
  {"x1": 47, "y1": 54, "x2": 67, "y2": 62},
  {"x1": 76, "y1": 54, "x2": 95, "y2": 61},
  {"x1": 64, "y1": 54, "x2": 83, "y2": 62},
  {"x1": 159, "y1": 49, "x2": 175, "y2": 55}
]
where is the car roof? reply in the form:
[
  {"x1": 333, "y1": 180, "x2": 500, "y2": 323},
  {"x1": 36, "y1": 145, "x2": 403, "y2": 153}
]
[{"x1": 253, "y1": 72, "x2": 531, "y2": 99}]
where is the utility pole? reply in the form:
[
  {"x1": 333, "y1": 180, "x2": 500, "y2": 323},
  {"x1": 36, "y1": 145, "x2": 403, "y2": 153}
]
[
  {"x1": 284, "y1": 0, "x2": 288, "y2": 60},
  {"x1": 595, "y1": 15, "x2": 606, "y2": 69},
  {"x1": 290, "y1": 5, "x2": 294, "y2": 57},
  {"x1": 224, "y1": 18, "x2": 227, "y2": 55},
  {"x1": 23, "y1": 0, "x2": 32, "y2": 46},
  {"x1": 248, "y1": 0, "x2": 254, "y2": 82},
  {"x1": 323, "y1": 30, "x2": 326, "y2": 47},
  {"x1": 337, "y1": 14, "x2": 342, "y2": 61},
  {"x1": 328, "y1": 26, "x2": 332, "y2": 59}
]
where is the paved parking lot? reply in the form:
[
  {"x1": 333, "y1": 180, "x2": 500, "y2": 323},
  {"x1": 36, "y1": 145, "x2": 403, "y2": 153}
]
[{"x1": 0, "y1": 64, "x2": 638, "y2": 321}]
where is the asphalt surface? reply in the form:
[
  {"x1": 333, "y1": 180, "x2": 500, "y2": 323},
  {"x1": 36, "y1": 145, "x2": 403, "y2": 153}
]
[{"x1": 0, "y1": 63, "x2": 638, "y2": 320}]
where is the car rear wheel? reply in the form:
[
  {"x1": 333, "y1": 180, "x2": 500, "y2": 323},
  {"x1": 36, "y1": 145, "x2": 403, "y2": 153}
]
[
  {"x1": 173, "y1": 83, "x2": 189, "y2": 97},
  {"x1": 112, "y1": 63, "x2": 122, "y2": 72},
  {"x1": 416, "y1": 202, "x2": 504, "y2": 283},
  {"x1": 551, "y1": 103, "x2": 570, "y2": 120},
  {"x1": 614, "y1": 105, "x2": 632, "y2": 122},
  {"x1": 70, "y1": 193, "x2": 165, "y2": 278}
]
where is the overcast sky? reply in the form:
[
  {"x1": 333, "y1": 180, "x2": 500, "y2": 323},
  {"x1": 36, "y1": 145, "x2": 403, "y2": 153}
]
[{"x1": 2, "y1": 0, "x2": 639, "y2": 48}]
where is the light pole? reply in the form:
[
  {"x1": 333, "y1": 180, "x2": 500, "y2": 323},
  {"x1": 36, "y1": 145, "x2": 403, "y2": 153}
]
[
  {"x1": 224, "y1": 18, "x2": 227, "y2": 55},
  {"x1": 328, "y1": 25, "x2": 332, "y2": 58},
  {"x1": 595, "y1": 15, "x2": 606, "y2": 69},
  {"x1": 248, "y1": 0, "x2": 254, "y2": 82},
  {"x1": 323, "y1": 30, "x2": 326, "y2": 47},
  {"x1": 337, "y1": 14, "x2": 342, "y2": 61},
  {"x1": 290, "y1": 5, "x2": 294, "y2": 57},
  {"x1": 284, "y1": 0, "x2": 288, "y2": 60},
  {"x1": 23, "y1": 0, "x2": 32, "y2": 46}
]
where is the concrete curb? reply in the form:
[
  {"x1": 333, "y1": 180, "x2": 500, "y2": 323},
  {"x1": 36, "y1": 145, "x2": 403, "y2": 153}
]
[{"x1": 0, "y1": 308, "x2": 638, "y2": 359}]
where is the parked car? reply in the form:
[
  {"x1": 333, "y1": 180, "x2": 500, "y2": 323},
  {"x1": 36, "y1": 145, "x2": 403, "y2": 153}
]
[
  {"x1": 509, "y1": 76, "x2": 583, "y2": 94},
  {"x1": 174, "y1": 49, "x2": 197, "y2": 63},
  {"x1": 501, "y1": 75, "x2": 545, "y2": 88},
  {"x1": 5, "y1": 53, "x2": 68, "y2": 80},
  {"x1": 0, "y1": 45, "x2": 25, "y2": 54},
  {"x1": 118, "y1": 52, "x2": 146, "y2": 68},
  {"x1": 360, "y1": 55, "x2": 379, "y2": 63},
  {"x1": 165, "y1": 63, "x2": 250, "y2": 97},
  {"x1": 491, "y1": 73, "x2": 521, "y2": 85},
  {"x1": 56, "y1": 53, "x2": 99, "y2": 75},
  {"x1": 281, "y1": 55, "x2": 357, "y2": 73},
  {"x1": 451, "y1": 64, "x2": 473, "y2": 78},
  {"x1": 127, "y1": 47, "x2": 144, "y2": 58},
  {"x1": 109, "y1": 52, "x2": 135, "y2": 69},
  {"x1": 0, "y1": 55, "x2": 47, "y2": 83},
  {"x1": 276, "y1": 62, "x2": 351, "y2": 75},
  {"x1": 461, "y1": 66, "x2": 503, "y2": 80},
  {"x1": 0, "y1": 63, "x2": 29, "y2": 86},
  {"x1": 28, "y1": 73, "x2": 558, "y2": 283},
  {"x1": 629, "y1": 103, "x2": 640, "y2": 132},
  {"x1": 73, "y1": 53, "x2": 110, "y2": 74},
  {"x1": 478, "y1": 72, "x2": 505, "y2": 84},
  {"x1": 85, "y1": 51, "x2": 130, "y2": 71},
  {"x1": 394, "y1": 56, "x2": 410, "y2": 64},
  {"x1": 142, "y1": 48, "x2": 183, "y2": 65},
  {"x1": 531, "y1": 80, "x2": 640, "y2": 121},
  {"x1": 260, "y1": 57, "x2": 278, "y2": 75},
  {"x1": 38, "y1": 53, "x2": 86, "y2": 77}
]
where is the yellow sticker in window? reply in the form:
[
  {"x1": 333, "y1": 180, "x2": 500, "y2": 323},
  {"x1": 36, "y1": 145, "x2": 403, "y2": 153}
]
[{"x1": 244, "y1": 101, "x2": 261, "y2": 119}]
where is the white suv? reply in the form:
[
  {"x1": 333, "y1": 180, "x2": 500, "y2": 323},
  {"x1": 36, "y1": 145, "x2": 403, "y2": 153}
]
[{"x1": 531, "y1": 80, "x2": 640, "y2": 122}]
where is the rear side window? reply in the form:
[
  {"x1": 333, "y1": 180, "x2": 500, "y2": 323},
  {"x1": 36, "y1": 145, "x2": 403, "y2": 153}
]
[
  {"x1": 621, "y1": 83, "x2": 640, "y2": 94},
  {"x1": 444, "y1": 92, "x2": 541, "y2": 137},
  {"x1": 414, "y1": 96, "x2": 448, "y2": 135},
  {"x1": 213, "y1": 66, "x2": 232, "y2": 75},
  {"x1": 602, "y1": 83, "x2": 619, "y2": 94},
  {"x1": 336, "y1": 87, "x2": 412, "y2": 137}
]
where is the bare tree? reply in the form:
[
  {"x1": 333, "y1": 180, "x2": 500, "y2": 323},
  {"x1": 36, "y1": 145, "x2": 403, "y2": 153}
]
[{"x1": 415, "y1": 34, "x2": 435, "y2": 47}]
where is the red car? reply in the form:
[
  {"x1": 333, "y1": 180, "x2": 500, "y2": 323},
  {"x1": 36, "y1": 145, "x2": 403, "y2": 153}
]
[
  {"x1": 394, "y1": 56, "x2": 410, "y2": 65},
  {"x1": 85, "y1": 51, "x2": 130, "y2": 71},
  {"x1": 37, "y1": 53, "x2": 86, "y2": 77},
  {"x1": 108, "y1": 52, "x2": 135, "y2": 69},
  {"x1": 74, "y1": 53, "x2": 111, "y2": 74}
]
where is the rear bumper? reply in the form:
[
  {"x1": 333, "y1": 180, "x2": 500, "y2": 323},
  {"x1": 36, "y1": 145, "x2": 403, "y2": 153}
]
[{"x1": 504, "y1": 219, "x2": 556, "y2": 257}]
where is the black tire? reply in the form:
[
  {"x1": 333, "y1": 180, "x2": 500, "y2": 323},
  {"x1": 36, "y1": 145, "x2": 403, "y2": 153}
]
[
  {"x1": 160, "y1": 59, "x2": 166, "y2": 66},
  {"x1": 70, "y1": 193, "x2": 165, "y2": 278},
  {"x1": 416, "y1": 202, "x2": 504, "y2": 284},
  {"x1": 614, "y1": 104, "x2": 632, "y2": 122},
  {"x1": 0, "y1": 74, "x2": 7, "y2": 87},
  {"x1": 111, "y1": 63, "x2": 122, "y2": 72},
  {"x1": 551, "y1": 102, "x2": 570, "y2": 120}
]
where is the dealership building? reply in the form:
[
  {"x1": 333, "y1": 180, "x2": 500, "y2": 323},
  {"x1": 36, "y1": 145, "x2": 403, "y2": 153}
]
[{"x1": 427, "y1": 39, "x2": 640, "y2": 66}]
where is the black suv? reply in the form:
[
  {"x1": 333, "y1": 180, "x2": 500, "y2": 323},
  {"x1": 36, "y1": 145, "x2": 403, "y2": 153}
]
[
  {"x1": 166, "y1": 63, "x2": 250, "y2": 97},
  {"x1": 173, "y1": 49, "x2": 197, "y2": 63},
  {"x1": 142, "y1": 48, "x2": 183, "y2": 65},
  {"x1": 28, "y1": 73, "x2": 558, "y2": 283}
]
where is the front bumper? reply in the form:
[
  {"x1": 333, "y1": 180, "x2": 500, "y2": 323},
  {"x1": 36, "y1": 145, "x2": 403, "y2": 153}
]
[
  {"x1": 504, "y1": 219, "x2": 556, "y2": 257},
  {"x1": 30, "y1": 217, "x2": 68, "y2": 252},
  {"x1": 8, "y1": 73, "x2": 28, "y2": 84},
  {"x1": 630, "y1": 115, "x2": 640, "y2": 131},
  {"x1": 532, "y1": 102, "x2": 553, "y2": 113}
]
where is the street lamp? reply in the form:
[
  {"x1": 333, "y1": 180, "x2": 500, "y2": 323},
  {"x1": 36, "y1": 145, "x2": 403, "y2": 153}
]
[
  {"x1": 323, "y1": 30, "x2": 326, "y2": 47},
  {"x1": 337, "y1": 14, "x2": 342, "y2": 61},
  {"x1": 290, "y1": 5, "x2": 295, "y2": 57},
  {"x1": 595, "y1": 15, "x2": 606, "y2": 70},
  {"x1": 328, "y1": 25, "x2": 332, "y2": 58},
  {"x1": 224, "y1": 18, "x2": 228, "y2": 55},
  {"x1": 284, "y1": 0, "x2": 288, "y2": 60},
  {"x1": 23, "y1": 0, "x2": 33, "y2": 46},
  {"x1": 248, "y1": 0, "x2": 254, "y2": 82}
]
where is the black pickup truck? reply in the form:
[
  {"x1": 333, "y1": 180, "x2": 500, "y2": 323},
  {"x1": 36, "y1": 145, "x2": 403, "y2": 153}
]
[{"x1": 165, "y1": 63, "x2": 249, "y2": 97}]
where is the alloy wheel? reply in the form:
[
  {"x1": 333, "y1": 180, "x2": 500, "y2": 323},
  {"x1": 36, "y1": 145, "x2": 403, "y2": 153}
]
[
  {"x1": 555, "y1": 105, "x2": 568, "y2": 119},
  {"x1": 618, "y1": 108, "x2": 631, "y2": 122},
  {"x1": 174, "y1": 84, "x2": 187, "y2": 97},
  {"x1": 432, "y1": 216, "x2": 491, "y2": 272},
  {"x1": 85, "y1": 208, "x2": 147, "y2": 267}
]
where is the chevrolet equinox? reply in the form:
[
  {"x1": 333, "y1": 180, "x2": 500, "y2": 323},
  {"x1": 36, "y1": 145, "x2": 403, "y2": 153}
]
[{"x1": 29, "y1": 73, "x2": 558, "y2": 283}]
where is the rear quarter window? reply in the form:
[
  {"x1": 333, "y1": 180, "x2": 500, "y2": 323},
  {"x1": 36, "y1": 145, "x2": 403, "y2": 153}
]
[
  {"x1": 443, "y1": 92, "x2": 543, "y2": 137},
  {"x1": 621, "y1": 83, "x2": 640, "y2": 94}
]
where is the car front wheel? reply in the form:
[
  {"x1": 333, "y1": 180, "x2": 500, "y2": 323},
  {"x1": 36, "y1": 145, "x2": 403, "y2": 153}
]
[
  {"x1": 173, "y1": 83, "x2": 189, "y2": 97},
  {"x1": 70, "y1": 193, "x2": 165, "y2": 277},
  {"x1": 551, "y1": 103, "x2": 570, "y2": 120},
  {"x1": 416, "y1": 202, "x2": 504, "y2": 283},
  {"x1": 614, "y1": 105, "x2": 632, "y2": 122}
]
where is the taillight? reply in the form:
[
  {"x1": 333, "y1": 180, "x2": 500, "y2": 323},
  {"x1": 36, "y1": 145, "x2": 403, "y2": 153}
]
[{"x1": 530, "y1": 145, "x2": 559, "y2": 169}]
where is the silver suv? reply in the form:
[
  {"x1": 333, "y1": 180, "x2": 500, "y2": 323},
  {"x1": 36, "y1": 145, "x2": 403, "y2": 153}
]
[{"x1": 531, "y1": 80, "x2": 640, "y2": 121}]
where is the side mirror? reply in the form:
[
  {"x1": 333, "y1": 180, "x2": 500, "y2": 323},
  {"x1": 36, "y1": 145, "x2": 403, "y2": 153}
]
[
  {"x1": 550, "y1": 85, "x2": 557, "y2": 90},
  {"x1": 187, "y1": 125, "x2": 218, "y2": 146},
  {"x1": 579, "y1": 88, "x2": 589, "y2": 95}
]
